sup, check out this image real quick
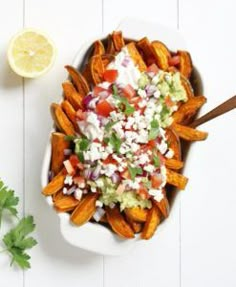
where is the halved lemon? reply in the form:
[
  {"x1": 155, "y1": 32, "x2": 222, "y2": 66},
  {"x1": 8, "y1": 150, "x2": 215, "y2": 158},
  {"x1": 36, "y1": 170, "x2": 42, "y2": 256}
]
[{"x1": 7, "y1": 28, "x2": 56, "y2": 78}]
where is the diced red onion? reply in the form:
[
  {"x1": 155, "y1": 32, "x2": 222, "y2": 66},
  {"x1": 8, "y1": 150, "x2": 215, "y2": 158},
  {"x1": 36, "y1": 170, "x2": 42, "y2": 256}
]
[
  {"x1": 91, "y1": 165, "x2": 101, "y2": 180},
  {"x1": 64, "y1": 149, "x2": 72, "y2": 156},
  {"x1": 67, "y1": 185, "x2": 77, "y2": 195},
  {"x1": 84, "y1": 168, "x2": 92, "y2": 179},
  {"x1": 145, "y1": 84, "x2": 157, "y2": 96},
  {"x1": 111, "y1": 173, "x2": 121, "y2": 184},
  {"x1": 83, "y1": 93, "x2": 94, "y2": 109},
  {"x1": 93, "y1": 207, "x2": 105, "y2": 222},
  {"x1": 98, "y1": 90, "x2": 109, "y2": 99}
]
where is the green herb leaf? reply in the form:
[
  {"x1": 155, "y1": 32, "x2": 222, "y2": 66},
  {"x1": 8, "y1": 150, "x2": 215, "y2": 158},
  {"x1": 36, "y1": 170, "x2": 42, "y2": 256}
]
[
  {"x1": 77, "y1": 152, "x2": 84, "y2": 163},
  {"x1": 148, "y1": 119, "x2": 160, "y2": 140},
  {"x1": 109, "y1": 133, "x2": 122, "y2": 153},
  {"x1": 79, "y1": 138, "x2": 90, "y2": 151},
  {"x1": 3, "y1": 216, "x2": 37, "y2": 269},
  {"x1": 112, "y1": 93, "x2": 135, "y2": 116},
  {"x1": 0, "y1": 180, "x2": 19, "y2": 227},
  {"x1": 112, "y1": 84, "x2": 118, "y2": 96},
  {"x1": 64, "y1": 135, "x2": 76, "y2": 141},
  {"x1": 105, "y1": 121, "x2": 118, "y2": 132},
  {"x1": 153, "y1": 153, "x2": 160, "y2": 167},
  {"x1": 128, "y1": 165, "x2": 143, "y2": 181},
  {"x1": 124, "y1": 104, "x2": 135, "y2": 116}
]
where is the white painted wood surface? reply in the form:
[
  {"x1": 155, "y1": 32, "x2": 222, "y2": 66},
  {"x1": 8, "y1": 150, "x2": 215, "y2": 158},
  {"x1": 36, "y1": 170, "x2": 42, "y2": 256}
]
[{"x1": 0, "y1": 0, "x2": 235, "y2": 286}]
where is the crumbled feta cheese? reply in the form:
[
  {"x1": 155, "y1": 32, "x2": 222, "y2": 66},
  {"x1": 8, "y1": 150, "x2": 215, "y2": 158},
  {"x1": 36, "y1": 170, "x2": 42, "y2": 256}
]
[
  {"x1": 74, "y1": 188, "x2": 83, "y2": 200},
  {"x1": 123, "y1": 179, "x2": 140, "y2": 190},
  {"x1": 158, "y1": 140, "x2": 168, "y2": 155},
  {"x1": 135, "y1": 153, "x2": 150, "y2": 165},
  {"x1": 165, "y1": 148, "x2": 174, "y2": 159},
  {"x1": 112, "y1": 154, "x2": 123, "y2": 163},
  {"x1": 138, "y1": 99, "x2": 147, "y2": 108},
  {"x1": 91, "y1": 187, "x2": 97, "y2": 193},
  {"x1": 125, "y1": 117, "x2": 135, "y2": 129},
  {"x1": 153, "y1": 89, "x2": 161, "y2": 98},
  {"x1": 78, "y1": 112, "x2": 103, "y2": 141},
  {"x1": 62, "y1": 187, "x2": 68, "y2": 195},
  {"x1": 148, "y1": 189, "x2": 164, "y2": 202},
  {"x1": 144, "y1": 164, "x2": 155, "y2": 173},
  {"x1": 112, "y1": 121, "x2": 125, "y2": 138},
  {"x1": 138, "y1": 88, "x2": 147, "y2": 98},
  {"x1": 130, "y1": 142, "x2": 140, "y2": 152},
  {"x1": 64, "y1": 175, "x2": 73, "y2": 186},
  {"x1": 101, "y1": 164, "x2": 117, "y2": 177},
  {"x1": 95, "y1": 200, "x2": 103, "y2": 208},
  {"x1": 96, "y1": 178, "x2": 104, "y2": 188}
]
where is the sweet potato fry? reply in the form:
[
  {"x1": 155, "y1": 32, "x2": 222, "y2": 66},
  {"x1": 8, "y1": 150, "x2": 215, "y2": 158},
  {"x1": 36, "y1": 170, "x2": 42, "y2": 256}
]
[
  {"x1": 62, "y1": 80, "x2": 76, "y2": 97},
  {"x1": 141, "y1": 205, "x2": 161, "y2": 240},
  {"x1": 177, "y1": 50, "x2": 193, "y2": 78},
  {"x1": 151, "y1": 41, "x2": 171, "y2": 70},
  {"x1": 172, "y1": 123, "x2": 208, "y2": 141},
  {"x1": 54, "y1": 195, "x2": 80, "y2": 212},
  {"x1": 106, "y1": 206, "x2": 134, "y2": 239},
  {"x1": 102, "y1": 54, "x2": 115, "y2": 68},
  {"x1": 154, "y1": 190, "x2": 170, "y2": 218},
  {"x1": 90, "y1": 55, "x2": 105, "y2": 85},
  {"x1": 106, "y1": 34, "x2": 116, "y2": 55},
  {"x1": 52, "y1": 190, "x2": 64, "y2": 202},
  {"x1": 62, "y1": 81, "x2": 83, "y2": 110},
  {"x1": 173, "y1": 95, "x2": 207, "y2": 124},
  {"x1": 181, "y1": 75, "x2": 194, "y2": 99},
  {"x1": 165, "y1": 158, "x2": 184, "y2": 170},
  {"x1": 71, "y1": 193, "x2": 98, "y2": 226},
  {"x1": 136, "y1": 37, "x2": 155, "y2": 65},
  {"x1": 51, "y1": 132, "x2": 69, "y2": 175},
  {"x1": 126, "y1": 42, "x2": 147, "y2": 72},
  {"x1": 52, "y1": 103, "x2": 76, "y2": 135},
  {"x1": 42, "y1": 169, "x2": 66, "y2": 196},
  {"x1": 61, "y1": 100, "x2": 77, "y2": 127},
  {"x1": 65, "y1": 65, "x2": 90, "y2": 96},
  {"x1": 82, "y1": 64, "x2": 92, "y2": 85},
  {"x1": 125, "y1": 216, "x2": 142, "y2": 233},
  {"x1": 112, "y1": 31, "x2": 125, "y2": 52},
  {"x1": 124, "y1": 207, "x2": 148, "y2": 222},
  {"x1": 93, "y1": 40, "x2": 105, "y2": 56},
  {"x1": 166, "y1": 169, "x2": 188, "y2": 190},
  {"x1": 165, "y1": 128, "x2": 182, "y2": 160}
]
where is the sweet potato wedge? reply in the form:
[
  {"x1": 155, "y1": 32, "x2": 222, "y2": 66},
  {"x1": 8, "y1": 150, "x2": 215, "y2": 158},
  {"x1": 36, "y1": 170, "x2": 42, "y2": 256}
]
[
  {"x1": 165, "y1": 128, "x2": 182, "y2": 160},
  {"x1": 71, "y1": 193, "x2": 98, "y2": 226},
  {"x1": 52, "y1": 189, "x2": 64, "y2": 202},
  {"x1": 62, "y1": 82, "x2": 84, "y2": 111},
  {"x1": 42, "y1": 169, "x2": 66, "y2": 196},
  {"x1": 124, "y1": 207, "x2": 148, "y2": 222},
  {"x1": 141, "y1": 205, "x2": 161, "y2": 240},
  {"x1": 90, "y1": 55, "x2": 105, "y2": 85},
  {"x1": 82, "y1": 64, "x2": 92, "y2": 85},
  {"x1": 106, "y1": 34, "x2": 116, "y2": 55},
  {"x1": 136, "y1": 37, "x2": 155, "y2": 65},
  {"x1": 172, "y1": 123, "x2": 208, "y2": 141},
  {"x1": 151, "y1": 41, "x2": 171, "y2": 70},
  {"x1": 62, "y1": 80, "x2": 77, "y2": 98},
  {"x1": 181, "y1": 75, "x2": 194, "y2": 99},
  {"x1": 126, "y1": 42, "x2": 147, "y2": 72},
  {"x1": 125, "y1": 216, "x2": 142, "y2": 233},
  {"x1": 102, "y1": 54, "x2": 115, "y2": 68},
  {"x1": 52, "y1": 103, "x2": 76, "y2": 135},
  {"x1": 61, "y1": 100, "x2": 77, "y2": 127},
  {"x1": 154, "y1": 190, "x2": 170, "y2": 218},
  {"x1": 166, "y1": 169, "x2": 188, "y2": 190},
  {"x1": 112, "y1": 31, "x2": 125, "y2": 52},
  {"x1": 165, "y1": 158, "x2": 184, "y2": 170},
  {"x1": 51, "y1": 132, "x2": 69, "y2": 175},
  {"x1": 54, "y1": 195, "x2": 80, "y2": 212},
  {"x1": 173, "y1": 95, "x2": 206, "y2": 124},
  {"x1": 106, "y1": 206, "x2": 134, "y2": 239},
  {"x1": 177, "y1": 50, "x2": 193, "y2": 78},
  {"x1": 93, "y1": 40, "x2": 105, "y2": 56},
  {"x1": 65, "y1": 65, "x2": 90, "y2": 96}
]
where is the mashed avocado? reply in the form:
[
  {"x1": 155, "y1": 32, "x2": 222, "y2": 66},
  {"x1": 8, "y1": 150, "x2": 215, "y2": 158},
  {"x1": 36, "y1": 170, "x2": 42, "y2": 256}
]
[{"x1": 93, "y1": 177, "x2": 152, "y2": 210}]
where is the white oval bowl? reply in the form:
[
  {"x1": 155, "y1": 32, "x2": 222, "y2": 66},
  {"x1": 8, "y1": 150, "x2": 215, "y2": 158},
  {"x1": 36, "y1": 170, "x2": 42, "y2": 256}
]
[{"x1": 41, "y1": 18, "x2": 201, "y2": 255}]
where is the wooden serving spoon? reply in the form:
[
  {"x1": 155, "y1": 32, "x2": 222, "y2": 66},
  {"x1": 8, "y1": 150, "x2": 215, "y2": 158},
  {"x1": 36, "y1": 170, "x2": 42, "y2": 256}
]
[{"x1": 190, "y1": 95, "x2": 236, "y2": 128}]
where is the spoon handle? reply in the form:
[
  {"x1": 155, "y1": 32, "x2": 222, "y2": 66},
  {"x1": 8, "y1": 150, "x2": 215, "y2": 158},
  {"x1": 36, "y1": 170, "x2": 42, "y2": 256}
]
[{"x1": 190, "y1": 95, "x2": 236, "y2": 128}]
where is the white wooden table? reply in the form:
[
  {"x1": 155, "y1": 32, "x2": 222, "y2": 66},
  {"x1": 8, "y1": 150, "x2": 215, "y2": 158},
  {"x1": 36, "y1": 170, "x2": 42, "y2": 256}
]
[{"x1": 0, "y1": 0, "x2": 235, "y2": 286}]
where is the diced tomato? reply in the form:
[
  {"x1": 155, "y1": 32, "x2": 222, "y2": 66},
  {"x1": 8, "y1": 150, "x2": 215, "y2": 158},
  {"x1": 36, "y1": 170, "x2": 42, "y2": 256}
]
[
  {"x1": 63, "y1": 160, "x2": 75, "y2": 175},
  {"x1": 137, "y1": 185, "x2": 150, "y2": 200},
  {"x1": 151, "y1": 175, "x2": 162, "y2": 189},
  {"x1": 165, "y1": 95, "x2": 175, "y2": 108},
  {"x1": 73, "y1": 176, "x2": 85, "y2": 186},
  {"x1": 103, "y1": 155, "x2": 117, "y2": 165},
  {"x1": 147, "y1": 63, "x2": 159, "y2": 74},
  {"x1": 103, "y1": 69, "x2": 118, "y2": 83},
  {"x1": 122, "y1": 84, "x2": 136, "y2": 100},
  {"x1": 69, "y1": 155, "x2": 79, "y2": 168},
  {"x1": 120, "y1": 169, "x2": 131, "y2": 179},
  {"x1": 168, "y1": 55, "x2": 180, "y2": 66},
  {"x1": 76, "y1": 109, "x2": 86, "y2": 120},
  {"x1": 147, "y1": 140, "x2": 156, "y2": 148},
  {"x1": 93, "y1": 86, "x2": 108, "y2": 97},
  {"x1": 96, "y1": 100, "x2": 114, "y2": 117}
]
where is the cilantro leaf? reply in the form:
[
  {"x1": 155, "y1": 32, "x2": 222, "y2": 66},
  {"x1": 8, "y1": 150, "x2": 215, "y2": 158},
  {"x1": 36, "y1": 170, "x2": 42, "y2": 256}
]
[
  {"x1": 0, "y1": 180, "x2": 19, "y2": 227},
  {"x1": 128, "y1": 165, "x2": 143, "y2": 181},
  {"x1": 105, "y1": 121, "x2": 118, "y2": 132},
  {"x1": 153, "y1": 153, "x2": 160, "y2": 167},
  {"x1": 79, "y1": 138, "x2": 90, "y2": 151},
  {"x1": 112, "y1": 84, "x2": 118, "y2": 96},
  {"x1": 112, "y1": 93, "x2": 135, "y2": 116},
  {"x1": 74, "y1": 138, "x2": 90, "y2": 163},
  {"x1": 64, "y1": 135, "x2": 76, "y2": 141},
  {"x1": 148, "y1": 119, "x2": 160, "y2": 140},
  {"x1": 3, "y1": 216, "x2": 37, "y2": 269},
  {"x1": 109, "y1": 133, "x2": 122, "y2": 153},
  {"x1": 124, "y1": 104, "x2": 135, "y2": 116}
]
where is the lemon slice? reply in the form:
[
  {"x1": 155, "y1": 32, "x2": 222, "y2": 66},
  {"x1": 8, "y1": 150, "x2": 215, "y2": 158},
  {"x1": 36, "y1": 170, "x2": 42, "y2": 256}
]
[{"x1": 7, "y1": 28, "x2": 56, "y2": 78}]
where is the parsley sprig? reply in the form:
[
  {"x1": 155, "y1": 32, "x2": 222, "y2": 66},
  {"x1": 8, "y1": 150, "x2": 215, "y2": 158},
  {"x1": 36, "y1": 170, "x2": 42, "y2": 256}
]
[{"x1": 0, "y1": 179, "x2": 37, "y2": 269}]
